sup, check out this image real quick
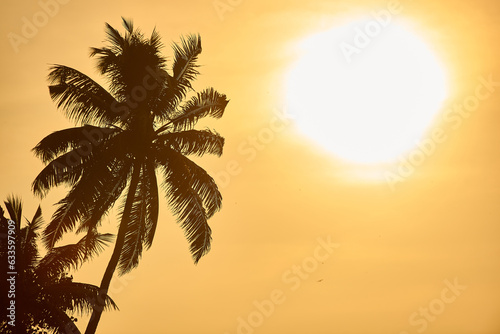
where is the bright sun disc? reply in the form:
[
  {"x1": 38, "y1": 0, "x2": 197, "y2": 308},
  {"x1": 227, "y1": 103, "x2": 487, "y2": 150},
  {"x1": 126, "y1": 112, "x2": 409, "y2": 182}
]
[{"x1": 286, "y1": 19, "x2": 448, "y2": 165}]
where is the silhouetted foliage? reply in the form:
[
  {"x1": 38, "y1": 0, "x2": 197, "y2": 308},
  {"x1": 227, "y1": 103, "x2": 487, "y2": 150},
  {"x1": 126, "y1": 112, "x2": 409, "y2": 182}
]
[
  {"x1": 0, "y1": 196, "x2": 117, "y2": 334},
  {"x1": 31, "y1": 17, "x2": 228, "y2": 334}
]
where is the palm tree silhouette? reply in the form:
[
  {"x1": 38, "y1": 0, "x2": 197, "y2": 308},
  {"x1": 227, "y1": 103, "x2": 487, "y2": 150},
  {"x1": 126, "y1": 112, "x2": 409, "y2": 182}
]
[
  {"x1": 0, "y1": 196, "x2": 117, "y2": 334},
  {"x1": 31, "y1": 18, "x2": 228, "y2": 333}
]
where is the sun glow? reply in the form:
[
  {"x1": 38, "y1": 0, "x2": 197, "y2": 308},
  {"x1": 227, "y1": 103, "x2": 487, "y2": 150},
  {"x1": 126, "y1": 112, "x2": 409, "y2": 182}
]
[{"x1": 286, "y1": 19, "x2": 448, "y2": 165}]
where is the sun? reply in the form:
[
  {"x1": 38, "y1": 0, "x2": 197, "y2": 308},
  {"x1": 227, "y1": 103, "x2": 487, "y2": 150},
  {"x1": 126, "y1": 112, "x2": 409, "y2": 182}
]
[{"x1": 286, "y1": 19, "x2": 448, "y2": 165}]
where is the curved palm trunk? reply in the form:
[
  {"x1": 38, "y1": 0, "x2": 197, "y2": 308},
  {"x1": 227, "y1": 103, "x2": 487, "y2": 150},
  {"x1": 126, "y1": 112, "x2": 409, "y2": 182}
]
[{"x1": 85, "y1": 166, "x2": 141, "y2": 334}]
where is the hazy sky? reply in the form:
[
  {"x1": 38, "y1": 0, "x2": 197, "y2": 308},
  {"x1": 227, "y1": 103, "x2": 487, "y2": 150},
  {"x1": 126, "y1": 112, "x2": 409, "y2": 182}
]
[{"x1": 1, "y1": 0, "x2": 500, "y2": 333}]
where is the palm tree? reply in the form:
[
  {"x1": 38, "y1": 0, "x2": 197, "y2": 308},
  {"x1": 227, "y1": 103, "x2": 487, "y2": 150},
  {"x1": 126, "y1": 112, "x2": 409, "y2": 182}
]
[
  {"x1": 31, "y1": 18, "x2": 228, "y2": 333},
  {"x1": 0, "y1": 196, "x2": 117, "y2": 334}
]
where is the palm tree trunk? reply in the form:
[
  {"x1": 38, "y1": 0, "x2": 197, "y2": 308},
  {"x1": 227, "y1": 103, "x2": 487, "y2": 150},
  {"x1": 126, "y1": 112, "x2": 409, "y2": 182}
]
[{"x1": 85, "y1": 165, "x2": 141, "y2": 334}]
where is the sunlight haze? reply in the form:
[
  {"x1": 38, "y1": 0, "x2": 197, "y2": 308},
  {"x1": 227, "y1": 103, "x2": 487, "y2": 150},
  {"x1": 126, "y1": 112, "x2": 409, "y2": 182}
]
[{"x1": 1, "y1": 0, "x2": 500, "y2": 333}]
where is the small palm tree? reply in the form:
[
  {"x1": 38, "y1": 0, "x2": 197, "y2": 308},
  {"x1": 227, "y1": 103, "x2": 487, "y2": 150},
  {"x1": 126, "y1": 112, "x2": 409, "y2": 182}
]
[
  {"x1": 32, "y1": 18, "x2": 228, "y2": 333},
  {"x1": 0, "y1": 196, "x2": 117, "y2": 334}
]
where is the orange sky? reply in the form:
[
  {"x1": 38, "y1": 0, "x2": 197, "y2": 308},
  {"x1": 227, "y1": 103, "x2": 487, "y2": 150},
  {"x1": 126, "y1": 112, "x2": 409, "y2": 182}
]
[{"x1": 1, "y1": 0, "x2": 500, "y2": 333}]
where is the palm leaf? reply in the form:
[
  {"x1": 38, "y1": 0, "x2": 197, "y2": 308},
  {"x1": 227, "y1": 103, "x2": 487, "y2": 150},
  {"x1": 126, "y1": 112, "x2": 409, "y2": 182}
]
[
  {"x1": 171, "y1": 34, "x2": 202, "y2": 98},
  {"x1": 158, "y1": 146, "x2": 222, "y2": 217},
  {"x1": 103, "y1": 22, "x2": 126, "y2": 52},
  {"x1": 38, "y1": 231, "x2": 114, "y2": 279},
  {"x1": 4, "y1": 195, "x2": 22, "y2": 226},
  {"x1": 160, "y1": 150, "x2": 219, "y2": 263},
  {"x1": 89, "y1": 46, "x2": 120, "y2": 80},
  {"x1": 32, "y1": 129, "x2": 128, "y2": 198},
  {"x1": 121, "y1": 17, "x2": 134, "y2": 35},
  {"x1": 43, "y1": 195, "x2": 86, "y2": 250},
  {"x1": 23, "y1": 205, "x2": 44, "y2": 269},
  {"x1": 118, "y1": 160, "x2": 159, "y2": 274},
  {"x1": 157, "y1": 128, "x2": 224, "y2": 157},
  {"x1": 42, "y1": 152, "x2": 124, "y2": 249},
  {"x1": 150, "y1": 28, "x2": 163, "y2": 51},
  {"x1": 32, "y1": 147, "x2": 88, "y2": 197},
  {"x1": 76, "y1": 159, "x2": 131, "y2": 234},
  {"x1": 48, "y1": 65, "x2": 123, "y2": 126},
  {"x1": 3, "y1": 197, "x2": 44, "y2": 271},
  {"x1": 168, "y1": 88, "x2": 229, "y2": 131},
  {"x1": 170, "y1": 151, "x2": 222, "y2": 218},
  {"x1": 28, "y1": 205, "x2": 44, "y2": 232},
  {"x1": 32, "y1": 125, "x2": 118, "y2": 164},
  {"x1": 43, "y1": 281, "x2": 119, "y2": 315},
  {"x1": 117, "y1": 184, "x2": 146, "y2": 274}
]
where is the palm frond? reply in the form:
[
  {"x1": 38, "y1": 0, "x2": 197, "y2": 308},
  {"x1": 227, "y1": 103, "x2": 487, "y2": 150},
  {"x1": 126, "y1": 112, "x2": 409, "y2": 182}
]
[
  {"x1": 143, "y1": 161, "x2": 159, "y2": 248},
  {"x1": 42, "y1": 149, "x2": 125, "y2": 249},
  {"x1": 32, "y1": 149, "x2": 85, "y2": 198},
  {"x1": 160, "y1": 149, "x2": 221, "y2": 263},
  {"x1": 121, "y1": 17, "x2": 134, "y2": 35},
  {"x1": 156, "y1": 129, "x2": 224, "y2": 157},
  {"x1": 117, "y1": 191, "x2": 146, "y2": 274},
  {"x1": 81, "y1": 230, "x2": 115, "y2": 261},
  {"x1": 172, "y1": 151, "x2": 222, "y2": 218},
  {"x1": 43, "y1": 281, "x2": 118, "y2": 315},
  {"x1": 38, "y1": 231, "x2": 114, "y2": 279},
  {"x1": 48, "y1": 65, "x2": 123, "y2": 126},
  {"x1": 104, "y1": 22, "x2": 125, "y2": 51},
  {"x1": 23, "y1": 205, "x2": 44, "y2": 268},
  {"x1": 150, "y1": 28, "x2": 163, "y2": 51},
  {"x1": 29, "y1": 205, "x2": 44, "y2": 232},
  {"x1": 32, "y1": 125, "x2": 118, "y2": 164},
  {"x1": 4, "y1": 194, "x2": 22, "y2": 226},
  {"x1": 150, "y1": 70, "x2": 179, "y2": 123},
  {"x1": 172, "y1": 34, "x2": 202, "y2": 97},
  {"x1": 33, "y1": 130, "x2": 130, "y2": 199},
  {"x1": 43, "y1": 195, "x2": 85, "y2": 250},
  {"x1": 2, "y1": 197, "x2": 43, "y2": 271},
  {"x1": 77, "y1": 160, "x2": 131, "y2": 234},
  {"x1": 168, "y1": 88, "x2": 228, "y2": 131},
  {"x1": 118, "y1": 160, "x2": 159, "y2": 274},
  {"x1": 89, "y1": 46, "x2": 120, "y2": 79}
]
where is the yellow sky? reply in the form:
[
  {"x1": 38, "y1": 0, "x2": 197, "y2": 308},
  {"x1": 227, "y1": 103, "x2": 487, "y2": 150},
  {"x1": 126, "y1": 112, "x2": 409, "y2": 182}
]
[{"x1": 1, "y1": 0, "x2": 500, "y2": 333}]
